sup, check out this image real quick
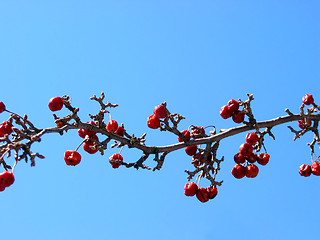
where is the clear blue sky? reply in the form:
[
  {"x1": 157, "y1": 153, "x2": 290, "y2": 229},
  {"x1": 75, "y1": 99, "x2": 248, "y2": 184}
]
[{"x1": 0, "y1": 1, "x2": 319, "y2": 239}]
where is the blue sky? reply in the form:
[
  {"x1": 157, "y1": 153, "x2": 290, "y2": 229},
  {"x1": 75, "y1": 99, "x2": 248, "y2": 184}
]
[{"x1": 0, "y1": 1, "x2": 319, "y2": 239}]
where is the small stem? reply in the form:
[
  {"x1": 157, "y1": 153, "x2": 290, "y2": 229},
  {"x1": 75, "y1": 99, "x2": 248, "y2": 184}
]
[
  {"x1": 108, "y1": 112, "x2": 112, "y2": 122},
  {"x1": 119, "y1": 146, "x2": 124, "y2": 154},
  {"x1": 0, "y1": 149, "x2": 10, "y2": 171},
  {"x1": 12, "y1": 160, "x2": 18, "y2": 173},
  {"x1": 75, "y1": 139, "x2": 86, "y2": 152}
]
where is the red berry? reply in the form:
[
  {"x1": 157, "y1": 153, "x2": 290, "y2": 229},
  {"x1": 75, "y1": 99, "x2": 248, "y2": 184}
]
[
  {"x1": 232, "y1": 110, "x2": 245, "y2": 124},
  {"x1": 246, "y1": 153, "x2": 258, "y2": 163},
  {"x1": 147, "y1": 114, "x2": 160, "y2": 129},
  {"x1": 185, "y1": 145, "x2": 197, "y2": 156},
  {"x1": 206, "y1": 186, "x2": 218, "y2": 199},
  {"x1": 48, "y1": 97, "x2": 64, "y2": 111},
  {"x1": 109, "y1": 153, "x2": 123, "y2": 168},
  {"x1": 0, "y1": 121, "x2": 13, "y2": 136},
  {"x1": 257, "y1": 153, "x2": 270, "y2": 166},
  {"x1": 234, "y1": 152, "x2": 246, "y2": 164},
  {"x1": 184, "y1": 182, "x2": 198, "y2": 196},
  {"x1": 178, "y1": 130, "x2": 191, "y2": 142},
  {"x1": 78, "y1": 129, "x2": 87, "y2": 138},
  {"x1": 196, "y1": 188, "x2": 209, "y2": 203},
  {"x1": 0, "y1": 171, "x2": 15, "y2": 191},
  {"x1": 220, "y1": 105, "x2": 232, "y2": 119},
  {"x1": 64, "y1": 150, "x2": 81, "y2": 166},
  {"x1": 78, "y1": 121, "x2": 97, "y2": 138},
  {"x1": 245, "y1": 132, "x2": 259, "y2": 145},
  {"x1": 227, "y1": 99, "x2": 239, "y2": 113},
  {"x1": 191, "y1": 126, "x2": 205, "y2": 139},
  {"x1": 83, "y1": 143, "x2": 98, "y2": 154},
  {"x1": 83, "y1": 135, "x2": 99, "y2": 154},
  {"x1": 106, "y1": 120, "x2": 118, "y2": 133},
  {"x1": 231, "y1": 164, "x2": 246, "y2": 179},
  {"x1": 302, "y1": 94, "x2": 314, "y2": 105},
  {"x1": 298, "y1": 119, "x2": 312, "y2": 129},
  {"x1": 299, "y1": 164, "x2": 312, "y2": 177},
  {"x1": 0, "y1": 171, "x2": 15, "y2": 187},
  {"x1": 245, "y1": 164, "x2": 259, "y2": 178},
  {"x1": 115, "y1": 126, "x2": 125, "y2": 137},
  {"x1": 153, "y1": 104, "x2": 167, "y2": 119},
  {"x1": 0, "y1": 102, "x2": 6, "y2": 113},
  {"x1": 311, "y1": 161, "x2": 320, "y2": 176},
  {"x1": 239, "y1": 143, "x2": 253, "y2": 157}
]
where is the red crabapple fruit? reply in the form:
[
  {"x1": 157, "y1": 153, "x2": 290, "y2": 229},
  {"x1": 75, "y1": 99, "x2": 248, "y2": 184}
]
[
  {"x1": 153, "y1": 104, "x2": 167, "y2": 119},
  {"x1": 109, "y1": 153, "x2": 123, "y2": 168},
  {"x1": 106, "y1": 120, "x2": 118, "y2": 133},
  {"x1": 184, "y1": 182, "x2": 198, "y2": 196},
  {"x1": 231, "y1": 164, "x2": 246, "y2": 179},
  {"x1": 78, "y1": 121, "x2": 97, "y2": 138},
  {"x1": 227, "y1": 99, "x2": 239, "y2": 113},
  {"x1": 311, "y1": 161, "x2": 320, "y2": 176},
  {"x1": 185, "y1": 145, "x2": 197, "y2": 156},
  {"x1": 298, "y1": 119, "x2": 312, "y2": 129},
  {"x1": 48, "y1": 97, "x2": 64, "y2": 111},
  {"x1": 234, "y1": 152, "x2": 246, "y2": 164},
  {"x1": 178, "y1": 130, "x2": 191, "y2": 142},
  {"x1": 147, "y1": 114, "x2": 160, "y2": 129},
  {"x1": 245, "y1": 132, "x2": 259, "y2": 145},
  {"x1": 196, "y1": 187, "x2": 210, "y2": 203},
  {"x1": 239, "y1": 143, "x2": 253, "y2": 157},
  {"x1": 191, "y1": 126, "x2": 205, "y2": 139},
  {"x1": 206, "y1": 186, "x2": 218, "y2": 199},
  {"x1": 257, "y1": 153, "x2": 270, "y2": 166},
  {"x1": 232, "y1": 110, "x2": 245, "y2": 124},
  {"x1": 64, "y1": 150, "x2": 82, "y2": 166},
  {"x1": 299, "y1": 164, "x2": 312, "y2": 177},
  {"x1": 0, "y1": 102, "x2": 6, "y2": 113},
  {"x1": 302, "y1": 94, "x2": 314, "y2": 105},
  {"x1": 245, "y1": 164, "x2": 259, "y2": 178},
  {"x1": 220, "y1": 105, "x2": 232, "y2": 119},
  {"x1": 115, "y1": 126, "x2": 125, "y2": 137}
]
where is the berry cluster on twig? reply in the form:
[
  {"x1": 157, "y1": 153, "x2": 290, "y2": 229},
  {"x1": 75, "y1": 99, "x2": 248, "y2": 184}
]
[{"x1": 0, "y1": 92, "x2": 319, "y2": 201}]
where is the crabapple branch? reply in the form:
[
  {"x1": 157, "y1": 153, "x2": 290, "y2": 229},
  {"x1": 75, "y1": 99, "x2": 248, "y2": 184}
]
[
  {"x1": 0, "y1": 93, "x2": 319, "y2": 204},
  {"x1": 7, "y1": 112, "x2": 317, "y2": 155}
]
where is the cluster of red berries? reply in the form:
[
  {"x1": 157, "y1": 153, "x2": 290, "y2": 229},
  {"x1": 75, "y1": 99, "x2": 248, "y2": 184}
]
[
  {"x1": 147, "y1": 104, "x2": 167, "y2": 129},
  {"x1": 78, "y1": 121, "x2": 99, "y2": 154},
  {"x1": 297, "y1": 94, "x2": 319, "y2": 177},
  {"x1": 299, "y1": 161, "x2": 320, "y2": 177},
  {"x1": 180, "y1": 126, "x2": 219, "y2": 202},
  {"x1": 178, "y1": 126, "x2": 207, "y2": 157},
  {"x1": 0, "y1": 101, "x2": 13, "y2": 137},
  {"x1": 184, "y1": 182, "x2": 218, "y2": 203},
  {"x1": 106, "y1": 119, "x2": 125, "y2": 137},
  {"x1": 220, "y1": 99, "x2": 245, "y2": 123},
  {"x1": 0, "y1": 102, "x2": 15, "y2": 192},
  {"x1": 231, "y1": 132, "x2": 270, "y2": 179},
  {"x1": 298, "y1": 94, "x2": 315, "y2": 129},
  {"x1": 48, "y1": 97, "x2": 125, "y2": 168}
]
